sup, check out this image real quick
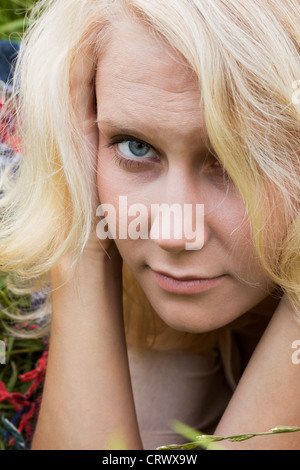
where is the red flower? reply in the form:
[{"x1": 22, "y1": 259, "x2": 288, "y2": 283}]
[
  {"x1": 0, "y1": 350, "x2": 48, "y2": 445},
  {"x1": 0, "y1": 98, "x2": 22, "y2": 154}
]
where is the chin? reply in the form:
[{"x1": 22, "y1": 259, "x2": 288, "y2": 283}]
[{"x1": 151, "y1": 302, "x2": 237, "y2": 334}]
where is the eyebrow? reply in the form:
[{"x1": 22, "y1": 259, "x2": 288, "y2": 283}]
[
  {"x1": 97, "y1": 119, "x2": 151, "y2": 142},
  {"x1": 97, "y1": 118, "x2": 211, "y2": 151}
]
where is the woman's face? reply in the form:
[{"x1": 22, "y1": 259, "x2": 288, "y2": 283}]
[{"x1": 96, "y1": 20, "x2": 276, "y2": 333}]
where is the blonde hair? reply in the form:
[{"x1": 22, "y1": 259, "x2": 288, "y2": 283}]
[{"x1": 0, "y1": 0, "x2": 299, "y2": 348}]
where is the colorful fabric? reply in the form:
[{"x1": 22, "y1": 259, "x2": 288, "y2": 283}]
[
  {"x1": 0, "y1": 351, "x2": 48, "y2": 450},
  {"x1": 0, "y1": 40, "x2": 19, "y2": 85},
  {"x1": 0, "y1": 93, "x2": 48, "y2": 447},
  {"x1": 0, "y1": 86, "x2": 22, "y2": 179},
  {"x1": 0, "y1": 41, "x2": 48, "y2": 450}
]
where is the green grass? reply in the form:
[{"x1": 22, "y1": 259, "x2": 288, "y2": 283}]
[
  {"x1": 0, "y1": 272, "x2": 45, "y2": 450},
  {"x1": 0, "y1": 0, "x2": 38, "y2": 40},
  {"x1": 0, "y1": 1, "x2": 45, "y2": 449},
  {"x1": 158, "y1": 421, "x2": 300, "y2": 450}
]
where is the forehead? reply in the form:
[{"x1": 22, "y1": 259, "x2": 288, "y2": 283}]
[{"x1": 96, "y1": 19, "x2": 203, "y2": 130}]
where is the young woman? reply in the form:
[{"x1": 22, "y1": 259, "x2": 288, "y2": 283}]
[{"x1": 0, "y1": 0, "x2": 299, "y2": 450}]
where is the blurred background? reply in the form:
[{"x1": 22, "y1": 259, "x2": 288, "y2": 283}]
[
  {"x1": 0, "y1": 0, "x2": 38, "y2": 41},
  {"x1": 0, "y1": 0, "x2": 46, "y2": 451}
]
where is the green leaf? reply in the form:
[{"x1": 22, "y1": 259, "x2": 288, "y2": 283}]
[
  {"x1": 0, "y1": 18, "x2": 28, "y2": 34},
  {"x1": 157, "y1": 421, "x2": 300, "y2": 451},
  {"x1": 1, "y1": 417, "x2": 26, "y2": 450},
  {"x1": 6, "y1": 360, "x2": 18, "y2": 392},
  {"x1": 156, "y1": 421, "x2": 226, "y2": 450}
]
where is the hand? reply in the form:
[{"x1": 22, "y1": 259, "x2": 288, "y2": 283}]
[
  {"x1": 33, "y1": 40, "x2": 143, "y2": 451},
  {"x1": 54, "y1": 44, "x2": 121, "y2": 272}
]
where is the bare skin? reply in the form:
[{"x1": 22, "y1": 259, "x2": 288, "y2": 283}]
[
  {"x1": 215, "y1": 298, "x2": 300, "y2": 450},
  {"x1": 31, "y1": 20, "x2": 300, "y2": 450},
  {"x1": 96, "y1": 20, "x2": 277, "y2": 334},
  {"x1": 31, "y1": 39, "x2": 143, "y2": 450},
  {"x1": 31, "y1": 246, "x2": 143, "y2": 450}
]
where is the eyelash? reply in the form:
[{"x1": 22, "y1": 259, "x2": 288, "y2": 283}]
[
  {"x1": 105, "y1": 136, "x2": 227, "y2": 177},
  {"x1": 105, "y1": 136, "x2": 157, "y2": 169}
]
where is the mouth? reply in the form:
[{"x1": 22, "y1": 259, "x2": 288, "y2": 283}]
[{"x1": 151, "y1": 269, "x2": 226, "y2": 295}]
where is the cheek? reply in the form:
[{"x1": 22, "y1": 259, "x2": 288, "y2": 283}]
[
  {"x1": 97, "y1": 144, "x2": 147, "y2": 203},
  {"x1": 97, "y1": 150, "x2": 129, "y2": 210},
  {"x1": 97, "y1": 151, "x2": 148, "y2": 250},
  {"x1": 208, "y1": 192, "x2": 269, "y2": 280},
  {"x1": 207, "y1": 187, "x2": 252, "y2": 249}
]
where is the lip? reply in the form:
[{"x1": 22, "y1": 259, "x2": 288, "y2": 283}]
[{"x1": 151, "y1": 269, "x2": 226, "y2": 295}]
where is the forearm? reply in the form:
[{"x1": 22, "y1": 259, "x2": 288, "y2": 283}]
[
  {"x1": 215, "y1": 299, "x2": 300, "y2": 450},
  {"x1": 31, "y1": 251, "x2": 143, "y2": 450}
]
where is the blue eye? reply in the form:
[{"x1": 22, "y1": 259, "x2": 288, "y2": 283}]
[{"x1": 117, "y1": 140, "x2": 155, "y2": 159}]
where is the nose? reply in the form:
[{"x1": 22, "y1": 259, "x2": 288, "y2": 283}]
[{"x1": 149, "y1": 173, "x2": 209, "y2": 253}]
